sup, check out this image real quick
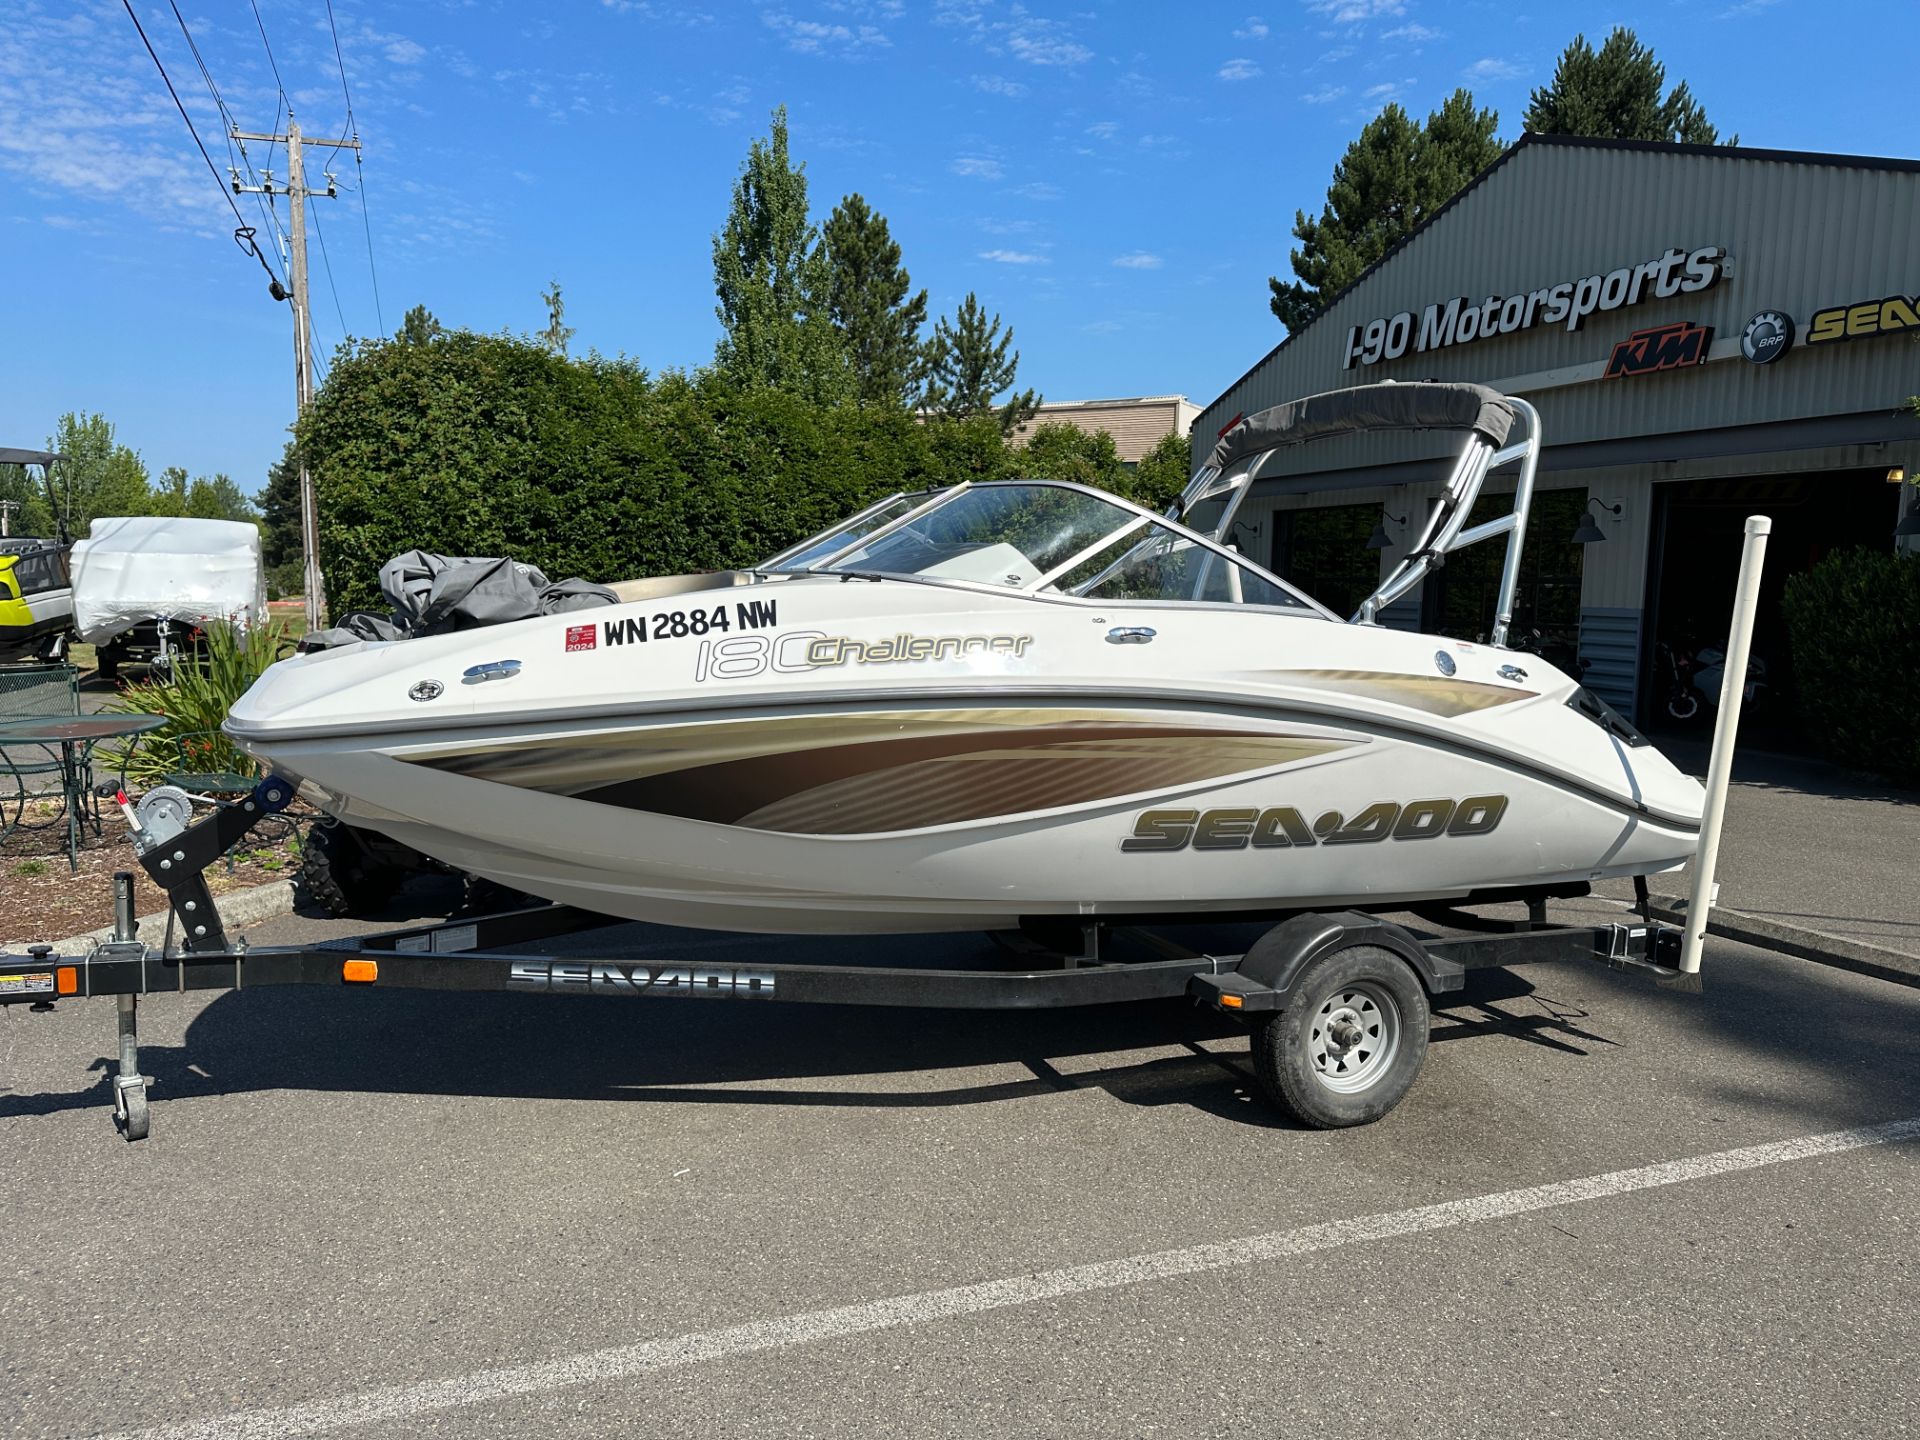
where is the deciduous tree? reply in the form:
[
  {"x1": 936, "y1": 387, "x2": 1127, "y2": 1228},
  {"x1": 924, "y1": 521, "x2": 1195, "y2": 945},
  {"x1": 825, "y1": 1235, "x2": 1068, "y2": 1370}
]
[{"x1": 712, "y1": 106, "x2": 848, "y2": 403}]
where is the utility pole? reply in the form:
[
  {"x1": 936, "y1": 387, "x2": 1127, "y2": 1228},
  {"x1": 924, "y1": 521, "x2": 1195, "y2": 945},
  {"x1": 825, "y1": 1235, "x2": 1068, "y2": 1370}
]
[{"x1": 232, "y1": 113, "x2": 359, "y2": 633}]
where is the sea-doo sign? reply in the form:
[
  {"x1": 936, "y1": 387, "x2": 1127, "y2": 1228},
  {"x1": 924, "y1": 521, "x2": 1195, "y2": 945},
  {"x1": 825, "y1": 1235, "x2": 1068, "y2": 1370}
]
[{"x1": 1343, "y1": 245, "x2": 1727, "y2": 370}]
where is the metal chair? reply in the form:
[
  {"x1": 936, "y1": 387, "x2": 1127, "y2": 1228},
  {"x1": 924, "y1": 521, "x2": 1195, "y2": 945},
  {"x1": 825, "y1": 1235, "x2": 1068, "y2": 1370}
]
[{"x1": 0, "y1": 663, "x2": 82, "y2": 848}]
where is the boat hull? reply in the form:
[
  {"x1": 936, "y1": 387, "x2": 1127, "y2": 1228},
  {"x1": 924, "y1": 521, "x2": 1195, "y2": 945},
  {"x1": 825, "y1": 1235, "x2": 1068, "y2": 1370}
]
[{"x1": 228, "y1": 576, "x2": 1703, "y2": 934}]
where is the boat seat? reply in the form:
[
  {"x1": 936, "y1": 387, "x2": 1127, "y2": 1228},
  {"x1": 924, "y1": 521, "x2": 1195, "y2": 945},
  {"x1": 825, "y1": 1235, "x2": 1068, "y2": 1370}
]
[{"x1": 606, "y1": 572, "x2": 750, "y2": 604}]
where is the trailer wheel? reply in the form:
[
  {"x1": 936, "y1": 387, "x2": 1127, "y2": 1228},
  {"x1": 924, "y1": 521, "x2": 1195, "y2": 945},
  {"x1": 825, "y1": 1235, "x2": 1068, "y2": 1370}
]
[
  {"x1": 301, "y1": 820, "x2": 401, "y2": 918},
  {"x1": 1250, "y1": 945, "x2": 1429, "y2": 1128}
]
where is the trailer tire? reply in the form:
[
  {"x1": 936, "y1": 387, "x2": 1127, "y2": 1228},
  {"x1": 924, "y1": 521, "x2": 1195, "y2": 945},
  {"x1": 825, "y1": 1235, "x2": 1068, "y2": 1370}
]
[
  {"x1": 302, "y1": 820, "x2": 401, "y2": 918},
  {"x1": 1251, "y1": 944, "x2": 1428, "y2": 1128}
]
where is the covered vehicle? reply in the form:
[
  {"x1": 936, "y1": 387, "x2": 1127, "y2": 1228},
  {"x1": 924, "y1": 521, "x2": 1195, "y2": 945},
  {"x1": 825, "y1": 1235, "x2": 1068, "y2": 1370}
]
[{"x1": 71, "y1": 517, "x2": 267, "y2": 678}]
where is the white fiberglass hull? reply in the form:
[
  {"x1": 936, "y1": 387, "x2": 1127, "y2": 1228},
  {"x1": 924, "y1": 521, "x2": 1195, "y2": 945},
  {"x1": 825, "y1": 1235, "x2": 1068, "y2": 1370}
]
[{"x1": 227, "y1": 576, "x2": 1704, "y2": 933}]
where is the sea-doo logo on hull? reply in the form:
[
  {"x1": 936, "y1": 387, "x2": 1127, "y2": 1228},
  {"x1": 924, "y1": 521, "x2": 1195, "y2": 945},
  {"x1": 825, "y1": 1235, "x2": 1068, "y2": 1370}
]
[
  {"x1": 508, "y1": 961, "x2": 776, "y2": 996},
  {"x1": 1122, "y1": 795, "x2": 1509, "y2": 852}
]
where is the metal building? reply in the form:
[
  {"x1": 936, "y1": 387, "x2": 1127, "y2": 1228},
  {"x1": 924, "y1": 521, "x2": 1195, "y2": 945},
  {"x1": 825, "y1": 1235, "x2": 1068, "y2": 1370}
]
[{"x1": 1194, "y1": 135, "x2": 1919, "y2": 729}]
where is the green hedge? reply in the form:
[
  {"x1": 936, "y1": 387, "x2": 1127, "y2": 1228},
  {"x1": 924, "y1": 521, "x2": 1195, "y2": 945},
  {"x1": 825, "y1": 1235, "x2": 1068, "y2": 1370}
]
[
  {"x1": 299, "y1": 331, "x2": 1194, "y2": 614},
  {"x1": 1780, "y1": 546, "x2": 1920, "y2": 785}
]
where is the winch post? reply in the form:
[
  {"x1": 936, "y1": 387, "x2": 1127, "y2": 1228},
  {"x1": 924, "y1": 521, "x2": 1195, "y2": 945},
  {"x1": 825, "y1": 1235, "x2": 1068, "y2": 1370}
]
[
  {"x1": 109, "y1": 871, "x2": 150, "y2": 1141},
  {"x1": 1678, "y1": 515, "x2": 1771, "y2": 978},
  {"x1": 135, "y1": 774, "x2": 298, "y2": 953}
]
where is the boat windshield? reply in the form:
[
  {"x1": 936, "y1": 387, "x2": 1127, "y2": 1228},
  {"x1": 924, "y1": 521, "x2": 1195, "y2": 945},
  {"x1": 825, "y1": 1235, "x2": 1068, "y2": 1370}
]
[
  {"x1": 792, "y1": 482, "x2": 1327, "y2": 614},
  {"x1": 760, "y1": 491, "x2": 928, "y2": 572}
]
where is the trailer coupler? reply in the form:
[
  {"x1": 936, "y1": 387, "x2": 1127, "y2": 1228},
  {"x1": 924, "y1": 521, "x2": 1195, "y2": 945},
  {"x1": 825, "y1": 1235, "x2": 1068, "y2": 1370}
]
[{"x1": 129, "y1": 772, "x2": 299, "y2": 953}]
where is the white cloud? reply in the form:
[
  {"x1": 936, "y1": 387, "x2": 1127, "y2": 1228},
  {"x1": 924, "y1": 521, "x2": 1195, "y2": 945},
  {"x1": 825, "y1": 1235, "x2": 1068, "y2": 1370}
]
[
  {"x1": 1464, "y1": 56, "x2": 1524, "y2": 81},
  {"x1": 980, "y1": 248, "x2": 1047, "y2": 264},
  {"x1": 1381, "y1": 22, "x2": 1440, "y2": 41},
  {"x1": 1007, "y1": 16, "x2": 1092, "y2": 65},
  {"x1": 951, "y1": 155, "x2": 1005, "y2": 179},
  {"x1": 1218, "y1": 57, "x2": 1263, "y2": 81},
  {"x1": 1011, "y1": 180, "x2": 1062, "y2": 200},
  {"x1": 1234, "y1": 16, "x2": 1270, "y2": 38},
  {"x1": 1718, "y1": 0, "x2": 1781, "y2": 15},
  {"x1": 384, "y1": 38, "x2": 426, "y2": 64},
  {"x1": 762, "y1": 12, "x2": 892, "y2": 54},
  {"x1": 1362, "y1": 81, "x2": 1400, "y2": 98},
  {"x1": 972, "y1": 73, "x2": 1028, "y2": 96},
  {"x1": 1305, "y1": 0, "x2": 1406, "y2": 22},
  {"x1": 1112, "y1": 252, "x2": 1162, "y2": 269},
  {"x1": 1085, "y1": 120, "x2": 1120, "y2": 139},
  {"x1": 1299, "y1": 85, "x2": 1347, "y2": 103}
]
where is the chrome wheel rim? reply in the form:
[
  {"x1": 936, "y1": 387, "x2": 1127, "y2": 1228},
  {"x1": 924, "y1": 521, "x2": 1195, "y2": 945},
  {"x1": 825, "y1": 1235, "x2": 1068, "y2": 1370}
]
[{"x1": 1307, "y1": 981, "x2": 1400, "y2": 1093}]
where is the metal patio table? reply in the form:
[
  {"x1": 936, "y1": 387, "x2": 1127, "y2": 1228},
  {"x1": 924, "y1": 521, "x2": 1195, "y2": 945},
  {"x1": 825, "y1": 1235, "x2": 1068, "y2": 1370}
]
[{"x1": 0, "y1": 714, "x2": 168, "y2": 870}]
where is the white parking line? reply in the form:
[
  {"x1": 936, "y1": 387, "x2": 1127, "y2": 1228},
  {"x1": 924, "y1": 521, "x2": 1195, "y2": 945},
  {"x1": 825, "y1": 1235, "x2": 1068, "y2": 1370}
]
[{"x1": 98, "y1": 1116, "x2": 1920, "y2": 1440}]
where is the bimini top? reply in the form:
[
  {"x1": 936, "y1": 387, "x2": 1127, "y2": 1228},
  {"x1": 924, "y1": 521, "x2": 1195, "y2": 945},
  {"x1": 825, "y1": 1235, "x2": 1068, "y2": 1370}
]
[
  {"x1": 0, "y1": 448, "x2": 64, "y2": 468},
  {"x1": 1207, "y1": 382, "x2": 1515, "y2": 472}
]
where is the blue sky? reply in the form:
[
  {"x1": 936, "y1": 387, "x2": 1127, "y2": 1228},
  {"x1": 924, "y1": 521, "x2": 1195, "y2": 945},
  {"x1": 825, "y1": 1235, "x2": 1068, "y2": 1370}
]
[{"x1": 1, "y1": 0, "x2": 1912, "y2": 494}]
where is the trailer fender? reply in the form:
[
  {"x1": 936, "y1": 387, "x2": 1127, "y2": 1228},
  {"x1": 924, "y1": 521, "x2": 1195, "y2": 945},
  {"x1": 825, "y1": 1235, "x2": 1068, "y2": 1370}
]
[{"x1": 1190, "y1": 911, "x2": 1464, "y2": 1014}]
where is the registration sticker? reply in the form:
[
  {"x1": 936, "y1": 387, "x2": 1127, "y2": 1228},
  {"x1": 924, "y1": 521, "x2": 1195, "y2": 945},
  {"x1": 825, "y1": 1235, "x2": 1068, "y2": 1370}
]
[{"x1": 565, "y1": 624, "x2": 597, "y2": 653}]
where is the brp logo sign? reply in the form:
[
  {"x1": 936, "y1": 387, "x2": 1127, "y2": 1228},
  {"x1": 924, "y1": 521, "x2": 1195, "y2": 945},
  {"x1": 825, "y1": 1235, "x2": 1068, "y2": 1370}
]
[{"x1": 1740, "y1": 310, "x2": 1794, "y2": 365}]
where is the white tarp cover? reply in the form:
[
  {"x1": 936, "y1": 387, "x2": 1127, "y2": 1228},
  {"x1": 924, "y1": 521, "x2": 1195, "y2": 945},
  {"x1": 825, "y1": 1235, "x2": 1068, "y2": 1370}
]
[{"x1": 70, "y1": 516, "x2": 268, "y2": 643}]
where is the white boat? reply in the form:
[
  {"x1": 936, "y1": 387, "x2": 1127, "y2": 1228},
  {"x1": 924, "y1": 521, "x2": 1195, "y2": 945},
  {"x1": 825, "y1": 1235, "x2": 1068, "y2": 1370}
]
[{"x1": 226, "y1": 382, "x2": 1704, "y2": 934}]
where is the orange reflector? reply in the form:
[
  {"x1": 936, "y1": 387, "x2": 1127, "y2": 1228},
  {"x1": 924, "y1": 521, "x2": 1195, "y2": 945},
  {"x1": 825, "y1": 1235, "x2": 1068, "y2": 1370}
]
[
  {"x1": 1217, "y1": 993, "x2": 1243, "y2": 1009},
  {"x1": 342, "y1": 959, "x2": 379, "y2": 985},
  {"x1": 56, "y1": 966, "x2": 78, "y2": 996}
]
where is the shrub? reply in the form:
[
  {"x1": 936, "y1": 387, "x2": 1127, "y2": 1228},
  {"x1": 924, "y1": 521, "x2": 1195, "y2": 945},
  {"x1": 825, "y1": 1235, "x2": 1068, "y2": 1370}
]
[
  {"x1": 1779, "y1": 547, "x2": 1920, "y2": 785},
  {"x1": 297, "y1": 330, "x2": 1200, "y2": 613},
  {"x1": 104, "y1": 622, "x2": 293, "y2": 786}
]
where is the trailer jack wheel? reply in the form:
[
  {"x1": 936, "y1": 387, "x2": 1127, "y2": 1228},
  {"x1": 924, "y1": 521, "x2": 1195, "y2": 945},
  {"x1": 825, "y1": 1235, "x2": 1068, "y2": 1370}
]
[
  {"x1": 114, "y1": 1074, "x2": 150, "y2": 1141},
  {"x1": 1250, "y1": 945, "x2": 1429, "y2": 1129}
]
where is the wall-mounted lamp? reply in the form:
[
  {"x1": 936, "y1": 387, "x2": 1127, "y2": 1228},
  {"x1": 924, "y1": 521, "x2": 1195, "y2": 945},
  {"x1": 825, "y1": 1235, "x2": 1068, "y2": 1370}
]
[
  {"x1": 1887, "y1": 466, "x2": 1907, "y2": 484},
  {"x1": 1364, "y1": 509, "x2": 1408, "y2": 550},
  {"x1": 1572, "y1": 496, "x2": 1624, "y2": 545}
]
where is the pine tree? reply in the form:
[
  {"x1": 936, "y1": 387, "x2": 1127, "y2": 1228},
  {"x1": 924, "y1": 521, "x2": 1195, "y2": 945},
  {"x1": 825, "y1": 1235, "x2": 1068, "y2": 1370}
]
[
  {"x1": 713, "y1": 106, "x2": 848, "y2": 403},
  {"x1": 256, "y1": 446, "x2": 302, "y2": 574},
  {"x1": 821, "y1": 194, "x2": 928, "y2": 408},
  {"x1": 1269, "y1": 91, "x2": 1501, "y2": 333},
  {"x1": 920, "y1": 293, "x2": 1039, "y2": 435},
  {"x1": 1524, "y1": 28, "x2": 1732, "y2": 145},
  {"x1": 398, "y1": 304, "x2": 444, "y2": 344},
  {"x1": 539, "y1": 281, "x2": 574, "y2": 356}
]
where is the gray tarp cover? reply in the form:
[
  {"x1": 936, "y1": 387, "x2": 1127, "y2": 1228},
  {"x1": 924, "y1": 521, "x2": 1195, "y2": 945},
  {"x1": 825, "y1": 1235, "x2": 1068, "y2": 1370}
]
[
  {"x1": 302, "y1": 551, "x2": 618, "y2": 650},
  {"x1": 1207, "y1": 382, "x2": 1515, "y2": 472}
]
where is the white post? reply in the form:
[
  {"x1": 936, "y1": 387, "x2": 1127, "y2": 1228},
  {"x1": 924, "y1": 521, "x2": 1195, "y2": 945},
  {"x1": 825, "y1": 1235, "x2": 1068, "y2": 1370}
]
[{"x1": 1678, "y1": 514, "x2": 1771, "y2": 976}]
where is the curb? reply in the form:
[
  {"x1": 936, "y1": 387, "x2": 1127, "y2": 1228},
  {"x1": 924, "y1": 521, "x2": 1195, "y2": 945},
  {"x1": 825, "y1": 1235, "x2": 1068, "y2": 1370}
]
[
  {"x1": 1649, "y1": 893, "x2": 1920, "y2": 990},
  {"x1": 44, "y1": 878, "x2": 299, "y2": 956}
]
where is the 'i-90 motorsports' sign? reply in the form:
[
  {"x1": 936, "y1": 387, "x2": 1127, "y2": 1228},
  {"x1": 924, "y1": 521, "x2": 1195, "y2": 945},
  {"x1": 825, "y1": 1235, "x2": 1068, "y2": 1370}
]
[{"x1": 1342, "y1": 245, "x2": 1727, "y2": 370}]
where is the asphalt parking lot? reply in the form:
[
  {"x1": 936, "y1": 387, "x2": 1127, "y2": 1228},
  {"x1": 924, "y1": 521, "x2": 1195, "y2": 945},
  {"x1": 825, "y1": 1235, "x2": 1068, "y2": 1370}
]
[{"x1": 4, "y1": 896, "x2": 1918, "y2": 1440}]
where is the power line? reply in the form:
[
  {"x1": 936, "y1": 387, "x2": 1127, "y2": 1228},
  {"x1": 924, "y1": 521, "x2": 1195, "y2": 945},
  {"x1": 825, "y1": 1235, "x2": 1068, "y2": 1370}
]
[
  {"x1": 246, "y1": 0, "x2": 288, "y2": 102},
  {"x1": 163, "y1": 0, "x2": 289, "y2": 264},
  {"x1": 308, "y1": 193, "x2": 351, "y2": 340},
  {"x1": 323, "y1": 0, "x2": 386, "y2": 337},
  {"x1": 118, "y1": 0, "x2": 284, "y2": 292}
]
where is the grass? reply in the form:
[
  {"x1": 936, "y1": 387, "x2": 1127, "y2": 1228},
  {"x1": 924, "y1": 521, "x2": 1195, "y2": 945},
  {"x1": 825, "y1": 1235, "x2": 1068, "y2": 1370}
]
[{"x1": 12, "y1": 859, "x2": 50, "y2": 878}]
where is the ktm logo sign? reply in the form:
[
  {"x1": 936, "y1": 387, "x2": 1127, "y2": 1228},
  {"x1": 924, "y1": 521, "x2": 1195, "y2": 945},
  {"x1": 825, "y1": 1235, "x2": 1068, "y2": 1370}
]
[{"x1": 1605, "y1": 320, "x2": 1714, "y2": 378}]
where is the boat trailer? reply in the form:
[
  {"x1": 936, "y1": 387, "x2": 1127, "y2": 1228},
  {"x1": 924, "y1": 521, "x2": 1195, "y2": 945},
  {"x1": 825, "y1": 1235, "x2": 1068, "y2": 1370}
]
[{"x1": 1, "y1": 786, "x2": 1692, "y2": 1140}]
